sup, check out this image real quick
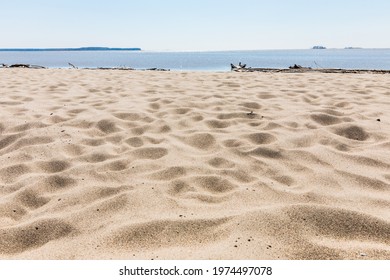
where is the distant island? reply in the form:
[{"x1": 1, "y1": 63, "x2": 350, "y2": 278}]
[
  {"x1": 312, "y1": 46, "x2": 326, "y2": 49},
  {"x1": 0, "y1": 47, "x2": 141, "y2": 51}
]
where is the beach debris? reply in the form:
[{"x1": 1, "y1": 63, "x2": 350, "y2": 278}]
[
  {"x1": 93, "y1": 67, "x2": 170, "y2": 71},
  {"x1": 289, "y1": 64, "x2": 312, "y2": 70},
  {"x1": 230, "y1": 63, "x2": 390, "y2": 74},
  {"x1": 97, "y1": 66, "x2": 135, "y2": 70},
  {"x1": 82, "y1": 66, "x2": 170, "y2": 71},
  {"x1": 239, "y1": 62, "x2": 246, "y2": 68},
  {"x1": 0, "y1": 63, "x2": 46, "y2": 69},
  {"x1": 231, "y1": 62, "x2": 248, "y2": 71},
  {"x1": 247, "y1": 111, "x2": 256, "y2": 116},
  {"x1": 360, "y1": 252, "x2": 367, "y2": 257},
  {"x1": 376, "y1": 118, "x2": 381, "y2": 122},
  {"x1": 145, "y1": 68, "x2": 170, "y2": 71},
  {"x1": 68, "y1": 62, "x2": 78, "y2": 69},
  {"x1": 314, "y1": 61, "x2": 324, "y2": 68}
]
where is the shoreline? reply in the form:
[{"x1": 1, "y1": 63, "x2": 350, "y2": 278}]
[
  {"x1": 2, "y1": 65, "x2": 390, "y2": 74},
  {"x1": 1, "y1": 49, "x2": 390, "y2": 72}
]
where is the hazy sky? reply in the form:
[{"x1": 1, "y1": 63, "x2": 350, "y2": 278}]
[{"x1": 1, "y1": 0, "x2": 390, "y2": 50}]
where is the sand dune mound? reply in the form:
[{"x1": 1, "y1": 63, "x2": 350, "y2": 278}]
[
  {"x1": 108, "y1": 217, "x2": 230, "y2": 249},
  {"x1": 334, "y1": 125, "x2": 369, "y2": 141},
  {"x1": 0, "y1": 69, "x2": 389, "y2": 259},
  {"x1": 0, "y1": 218, "x2": 74, "y2": 254}
]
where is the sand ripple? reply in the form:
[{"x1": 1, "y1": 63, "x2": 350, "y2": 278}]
[{"x1": 0, "y1": 69, "x2": 389, "y2": 259}]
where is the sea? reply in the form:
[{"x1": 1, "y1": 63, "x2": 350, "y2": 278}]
[{"x1": 1, "y1": 49, "x2": 390, "y2": 71}]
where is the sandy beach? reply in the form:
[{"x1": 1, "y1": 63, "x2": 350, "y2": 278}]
[{"x1": 0, "y1": 69, "x2": 389, "y2": 260}]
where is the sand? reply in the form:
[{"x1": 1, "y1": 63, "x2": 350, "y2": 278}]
[{"x1": 0, "y1": 69, "x2": 389, "y2": 260}]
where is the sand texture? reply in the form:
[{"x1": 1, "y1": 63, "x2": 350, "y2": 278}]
[{"x1": 0, "y1": 69, "x2": 390, "y2": 259}]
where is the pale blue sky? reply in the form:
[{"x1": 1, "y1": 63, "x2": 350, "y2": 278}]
[{"x1": 1, "y1": 0, "x2": 389, "y2": 50}]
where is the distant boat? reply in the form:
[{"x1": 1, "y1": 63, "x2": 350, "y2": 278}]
[
  {"x1": 344, "y1": 47, "x2": 362, "y2": 49},
  {"x1": 312, "y1": 46, "x2": 326, "y2": 49}
]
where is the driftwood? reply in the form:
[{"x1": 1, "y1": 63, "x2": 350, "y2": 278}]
[
  {"x1": 231, "y1": 62, "x2": 247, "y2": 71},
  {"x1": 97, "y1": 66, "x2": 127, "y2": 70},
  {"x1": 1, "y1": 63, "x2": 46, "y2": 69},
  {"x1": 289, "y1": 64, "x2": 312, "y2": 70},
  {"x1": 1, "y1": 64, "x2": 170, "y2": 71},
  {"x1": 94, "y1": 67, "x2": 170, "y2": 71},
  {"x1": 144, "y1": 68, "x2": 170, "y2": 71},
  {"x1": 68, "y1": 62, "x2": 78, "y2": 69},
  {"x1": 231, "y1": 62, "x2": 390, "y2": 74}
]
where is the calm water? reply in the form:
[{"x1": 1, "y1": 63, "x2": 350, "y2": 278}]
[{"x1": 1, "y1": 49, "x2": 390, "y2": 71}]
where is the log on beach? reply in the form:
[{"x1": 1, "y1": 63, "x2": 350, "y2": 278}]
[
  {"x1": 230, "y1": 63, "x2": 390, "y2": 74},
  {"x1": 96, "y1": 67, "x2": 135, "y2": 70},
  {"x1": 1, "y1": 64, "x2": 170, "y2": 71},
  {"x1": 0, "y1": 63, "x2": 46, "y2": 69}
]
